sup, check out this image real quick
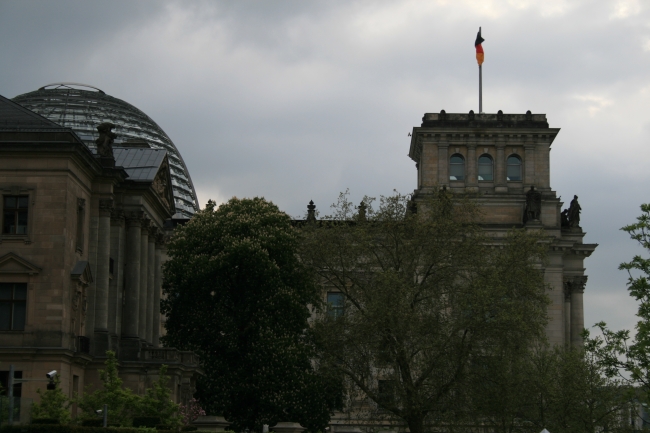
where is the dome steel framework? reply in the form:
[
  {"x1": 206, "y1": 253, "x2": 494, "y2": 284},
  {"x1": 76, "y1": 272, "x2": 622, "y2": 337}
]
[{"x1": 13, "y1": 83, "x2": 199, "y2": 218}]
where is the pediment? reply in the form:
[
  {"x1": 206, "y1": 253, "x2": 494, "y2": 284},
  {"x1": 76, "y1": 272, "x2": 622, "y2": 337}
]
[
  {"x1": 71, "y1": 261, "x2": 93, "y2": 285},
  {"x1": 0, "y1": 252, "x2": 42, "y2": 275},
  {"x1": 151, "y1": 155, "x2": 175, "y2": 214}
]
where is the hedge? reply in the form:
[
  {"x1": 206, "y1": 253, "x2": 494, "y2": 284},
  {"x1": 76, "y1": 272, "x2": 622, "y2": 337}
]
[
  {"x1": 0, "y1": 426, "x2": 176, "y2": 433},
  {"x1": 133, "y1": 416, "x2": 161, "y2": 428}
]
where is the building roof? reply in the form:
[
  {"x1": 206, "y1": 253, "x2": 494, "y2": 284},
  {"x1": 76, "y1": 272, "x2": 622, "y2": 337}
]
[
  {"x1": 12, "y1": 84, "x2": 198, "y2": 218},
  {"x1": 419, "y1": 110, "x2": 549, "y2": 129},
  {"x1": 113, "y1": 147, "x2": 167, "y2": 182},
  {"x1": 0, "y1": 94, "x2": 73, "y2": 131}
]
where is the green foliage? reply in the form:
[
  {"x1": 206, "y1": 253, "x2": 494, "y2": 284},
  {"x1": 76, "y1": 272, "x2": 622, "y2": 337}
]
[
  {"x1": 587, "y1": 203, "x2": 650, "y2": 400},
  {"x1": 302, "y1": 191, "x2": 550, "y2": 433},
  {"x1": 161, "y1": 197, "x2": 342, "y2": 432},
  {"x1": 31, "y1": 376, "x2": 71, "y2": 424},
  {"x1": 470, "y1": 345, "x2": 632, "y2": 433},
  {"x1": 136, "y1": 366, "x2": 181, "y2": 427},
  {"x1": 1, "y1": 426, "x2": 174, "y2": 433},
  {"x1": 74, "y1": 351, "x2": 139, "y2": 426}
]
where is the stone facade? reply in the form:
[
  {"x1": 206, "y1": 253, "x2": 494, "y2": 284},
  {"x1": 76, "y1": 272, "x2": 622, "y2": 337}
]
[
  {"x1": 0, "y1": 95, "x2": 200, "y2": 415},
  {"x1": 408, "y1": 110, "x2": 597, "y2": 347}
]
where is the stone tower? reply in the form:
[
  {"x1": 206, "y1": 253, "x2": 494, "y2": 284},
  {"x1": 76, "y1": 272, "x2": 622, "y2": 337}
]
[{"x1": 408, "y1": 110, "x2": 597, "y2": 347}]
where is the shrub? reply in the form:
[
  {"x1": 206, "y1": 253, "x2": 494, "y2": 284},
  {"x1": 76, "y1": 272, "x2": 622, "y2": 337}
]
[
  {"x1": 133, "y1": 416, "x2": 161, "y2": 428},
  {"x1": 181, "y1": 427, "x2": 198, "y2": 431},
  {"x1": 135, "y1": 365, "x2": 180, "y2": 427},
  {"x1": 80, "y1": 419, "x2": 102, "y2": 427},
  {"x1": 74, "y1": 351, "x2": 140, "y2": 426},
  {"x1": 178, "y1": 398, "x2": 205, "y2": 426},
  {"x1": 30, "y1": 376, "x2": 70, "y2": 424},
  {"x1": 0, "y1": 426, "x2": 168, "y2": 433},
  {"x1": 31, "y1": 418, "x2": 60, "y2": 424}
]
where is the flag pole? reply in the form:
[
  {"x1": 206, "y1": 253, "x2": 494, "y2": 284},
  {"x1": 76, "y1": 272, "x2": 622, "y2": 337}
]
[{"x1": 479, "y1": 64, "x2": 482, "y2": 113}]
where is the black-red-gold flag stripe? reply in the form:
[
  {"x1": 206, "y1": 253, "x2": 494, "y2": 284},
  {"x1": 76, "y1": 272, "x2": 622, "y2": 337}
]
[{"x1": 475, "y1": 29, "x2": 484, "y2": 66}]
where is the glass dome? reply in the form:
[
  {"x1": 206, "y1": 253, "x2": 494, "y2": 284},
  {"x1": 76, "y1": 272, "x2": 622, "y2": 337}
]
[{"x1": 12, "y1": 83, "x2": 199, "y2": 219}]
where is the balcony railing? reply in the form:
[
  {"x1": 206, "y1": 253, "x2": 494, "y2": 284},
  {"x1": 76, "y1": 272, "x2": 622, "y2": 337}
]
[
  {"x1": 143, "y1": 348, "x2": 180, "y2": 362},
  {"x1": 141, "y1": 348, "x2": 200, "y2": 367}
]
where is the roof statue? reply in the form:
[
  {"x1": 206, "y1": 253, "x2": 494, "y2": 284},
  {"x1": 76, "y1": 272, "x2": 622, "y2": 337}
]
[
  {"x1": 568, "y1": 195, "x2": 581, "y2": 228},
  {"x1": 524, "y1": 186, "x2": 542, "y2": 223},
  {"x1": 95, "y1": 122, "x2": 116, "y2": 158}
]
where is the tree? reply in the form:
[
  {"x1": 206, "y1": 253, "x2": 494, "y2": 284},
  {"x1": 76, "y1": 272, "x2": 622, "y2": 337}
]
[
  {"x1": 161, "y1": 197, "x2": 342, "y2": 432},
  {"x1": 471, "y1": 342, "x2": 633, "y2": 433},
  {"x1": 75, "y1": 351, "x2": 139, "y2": 425},
  {"x1": 136, "y1": 365, "x2": 181, "y2": 427},
  {"x1": 179, "y1": 398, "x2": 206, "y2": 426},
  {"x1": 301, "y1": 191, "x2": 550, "y2": 433},
  {"x1": 31, "y1": 376, "x2": 71, "y2": 424},
  {"x1": 588, "y1": 203, "x2": 650, "y2": 402}
]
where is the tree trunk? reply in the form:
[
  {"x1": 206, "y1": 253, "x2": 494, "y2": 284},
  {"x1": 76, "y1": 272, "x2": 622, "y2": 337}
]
[{"x1": 406, "y1": 414, "x2": 425, "y2": 433}]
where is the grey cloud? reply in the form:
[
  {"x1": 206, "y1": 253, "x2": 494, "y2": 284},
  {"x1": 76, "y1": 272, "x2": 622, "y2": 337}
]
[{"x1": 1, "y1": 0, "x2": 649, "y2": 334}]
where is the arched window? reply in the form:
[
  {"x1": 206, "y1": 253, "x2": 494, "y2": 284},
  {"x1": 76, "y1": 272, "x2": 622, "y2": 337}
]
[
  {"x1": 478, "y1": 154, "x2": 493, "y2": 181},
  {"x1": 507, "y1": 155, "x2": 522, "y2": 181},
  {"x1": 449, "y1": 154, "x2": 465, "y2": 181}
]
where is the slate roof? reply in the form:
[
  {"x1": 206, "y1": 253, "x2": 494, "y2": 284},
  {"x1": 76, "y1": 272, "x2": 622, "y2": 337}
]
[
  {"x1": 0, "y1": 94, "x2": 70, "y2": 131},
  {"x1": 113, "y1": 147, "x2": 167, "y2": 182}
]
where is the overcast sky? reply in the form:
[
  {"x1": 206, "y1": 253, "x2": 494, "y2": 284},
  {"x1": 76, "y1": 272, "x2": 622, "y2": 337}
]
[{"x1": 1, "y1": 0, "x2": 648, "y2": 336}]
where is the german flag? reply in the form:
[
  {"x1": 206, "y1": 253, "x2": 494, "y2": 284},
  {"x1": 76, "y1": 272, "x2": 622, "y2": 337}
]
[{"x1": 475, "y1": 28, "x2": 484, "y2": 66}]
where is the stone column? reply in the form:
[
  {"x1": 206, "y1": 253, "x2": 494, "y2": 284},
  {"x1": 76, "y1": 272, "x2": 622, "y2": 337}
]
[
  {"x1": 466, "y1": 143, "x2": 477, "y2": 192},
  {"x1": 84, "y1": 200, "x2": 99, "y2": 339},
  {"x1": 139, "y1": 218, "x2": 150, "y2": 342},
  {"x1": 153, "y1": 234, "x2": 164, "y2": 347},
  {"x1": 122, "y1": 212, "x2": 142, "y2": 340},
  {"x1": 495, "y1": 139, "x2": 507, "y2": 192},
  {"x1": 570, "y1": 276, "x2": 587, "y2": 347},
  {"x1": 438, "y1": 143, "x2": 449, "y2": 186},
  {"x1": 538, "y1": 142, "x2": 551, "y2": 189},
  {"x1": 146, "y1": 226, "x2": 157, "y2": 343},
  {"x1": 524, "y1": 143, "x2": 536, "y2": 188},
  {"x1": 564, "y1": 281, "x2": 572, "y2": 348},
  {"x1": 108, "y1": 209, "x2": 125, "y2": 348},
  {"x1": 93, "y1": 199, "x2": 113, "y2": 355}
]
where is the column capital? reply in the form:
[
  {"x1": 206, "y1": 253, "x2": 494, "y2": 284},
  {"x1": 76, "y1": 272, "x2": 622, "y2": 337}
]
[
  {"x1": 155, "y1": 231, "x2": 168, "y2": 248},
  {"x1": 564, "y1": 275, "x2": 588, "y2": 295},
  {"x1": 141, "y1": 217, "x2": 151, "y2": 231},
  {"x1": 110, "y1": 208, "x2": 125, "y2": 224},
  {"x1": 126, "y1": 211, "x2": 145, "y2": 227},
  {"x1": 148, "y1": 225, "x2": 159, "y2": 238},
  {"x1": 99, "y1": 199, "x2": 114, "y2": 216},
  {"x1": 77, "y1": 198, "x2": 86, "y2": 211}
]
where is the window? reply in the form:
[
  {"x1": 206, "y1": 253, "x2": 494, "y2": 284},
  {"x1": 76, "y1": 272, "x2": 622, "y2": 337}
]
[
  {"x1": 2, "y1": 196, "x2": 28, "y2": 235},
  {"x1": 507, "y1": 155, "x2": 522, "y2": 181},
  {"x1": 449, "y1": 154, "x2": 465, "y2": 181},
  {"x1": 0, "y1": 283, "x2": 27, "y2": 330},
  {"x1": 76, "y1": 198, "x2": 85, "y2": 252},
  {"x1": 478, "y1": 154, "x2": 493, "y2": 181},
  {"x1": 327, "y1": 292, "x2": 344, "y2": 319},
  {"x1": 0, "y1": 370, "x2": 22, "y2": 397},
  {"x1": 377, "y1": 380, "x2": 395, "y2": 406}
]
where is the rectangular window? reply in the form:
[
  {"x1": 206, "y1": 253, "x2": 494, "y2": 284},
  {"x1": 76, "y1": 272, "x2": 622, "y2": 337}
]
[
  {"x1": 0, "y1": 283, "x2": 27, "y2": 330},
  {"x1": 3, "y1": 196, "x2": 28, "y2": 235},
  {"x1": 0, "y1": 370, "x2": 23, "y2": 397},
  {"x1": 378, "y1": 380, "x2": 395, "y2": 406},
  {"x1": 327, "y1": 292, "x2": 344, "y2": 319},
  {"x1": 76, "y1": 198, "x2": 85, "y2": 252}
]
